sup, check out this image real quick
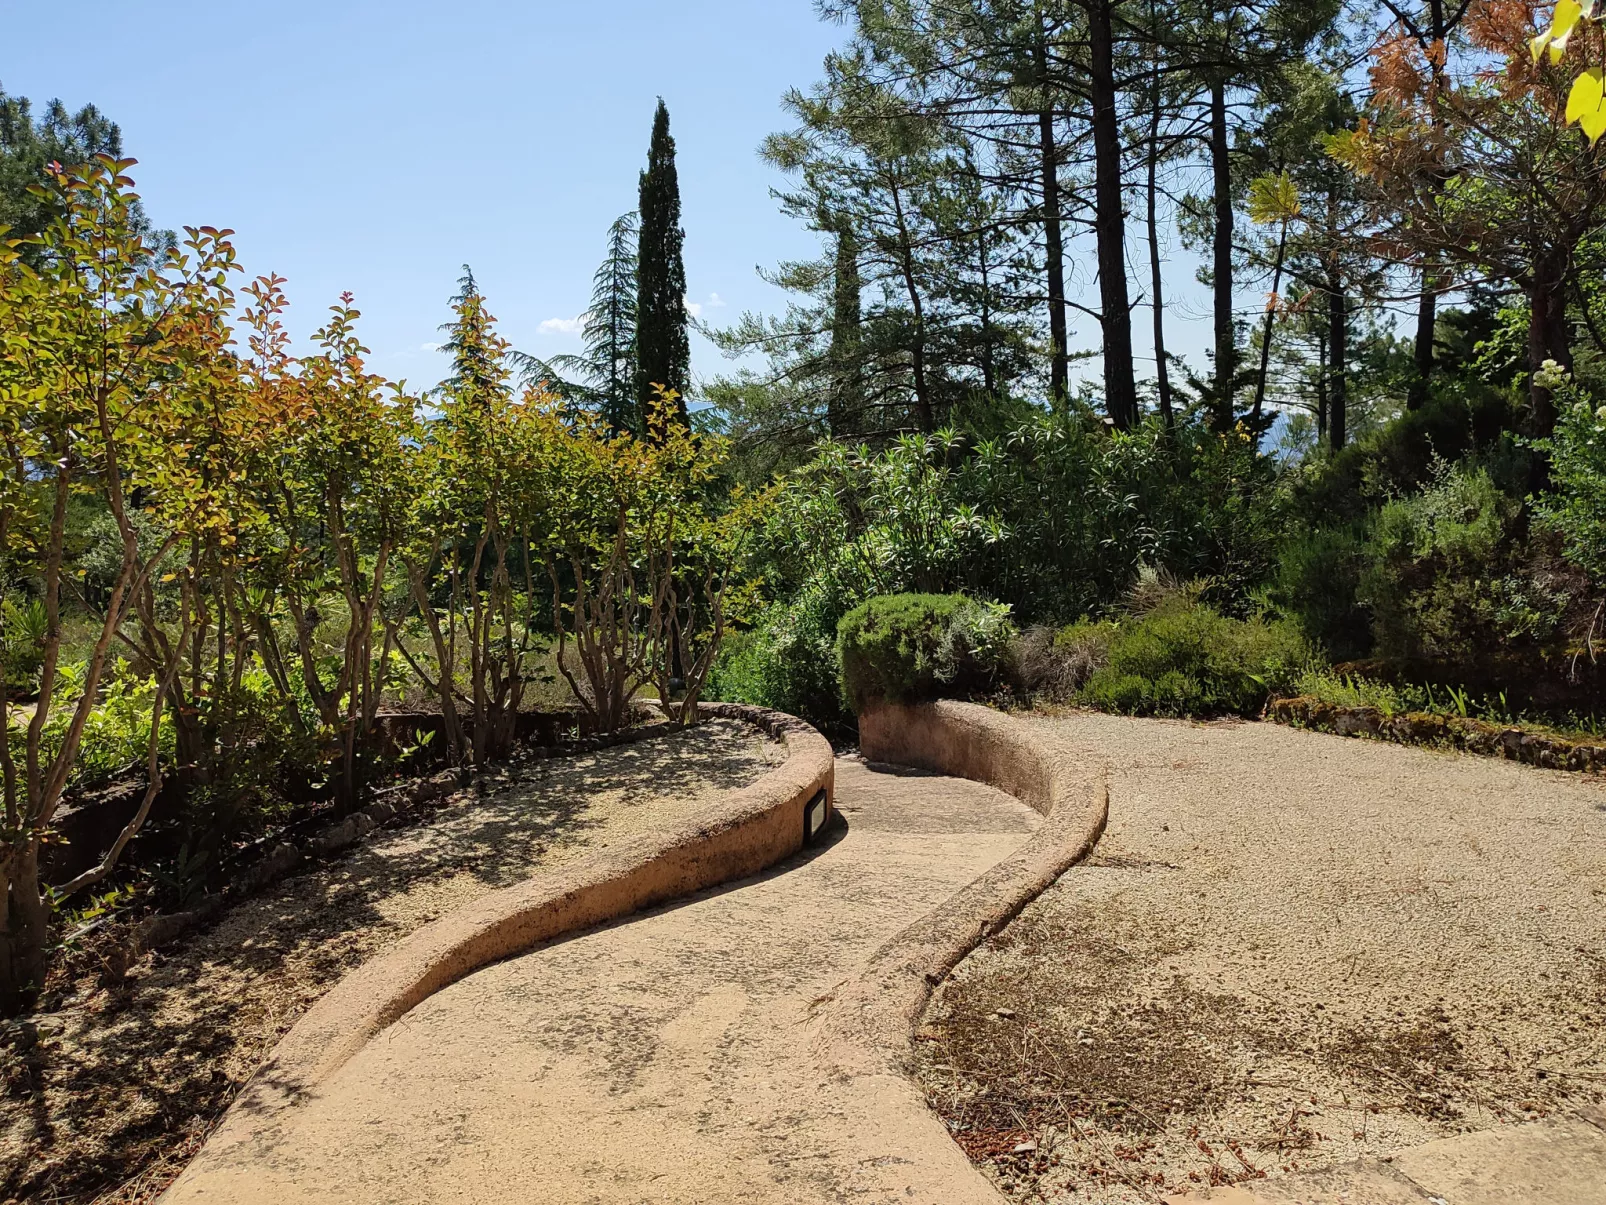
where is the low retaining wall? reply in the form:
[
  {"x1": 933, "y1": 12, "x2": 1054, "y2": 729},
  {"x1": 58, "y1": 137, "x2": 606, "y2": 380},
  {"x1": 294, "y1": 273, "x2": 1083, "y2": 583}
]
[
  {"x1": 819, "y1": 700, "x2": 1108, "y2": 1075},
  {"x1": 1270, "y1": 696, "x2": 1606, "y2": 773},
  {"x1": 168, "y1": 703, "x2": 833, "y2": 1178},
  {"x1": 804, "y1": 701, "x2": 1109, "y2": 1205}
]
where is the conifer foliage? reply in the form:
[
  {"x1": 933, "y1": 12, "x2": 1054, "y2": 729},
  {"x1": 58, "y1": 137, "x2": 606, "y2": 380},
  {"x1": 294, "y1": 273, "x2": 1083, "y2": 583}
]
[{"x1": 635, "y1": 99, "x2": 691, "y2": 434}]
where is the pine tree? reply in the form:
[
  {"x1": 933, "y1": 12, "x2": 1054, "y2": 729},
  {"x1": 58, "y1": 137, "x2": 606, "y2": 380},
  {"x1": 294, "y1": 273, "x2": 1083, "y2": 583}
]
[
  {"x1": 438, "y1": 266, "x2": 510, "y2": 403},
  {"x1": 635, "y1": 99, "x2": 691, "y2": 434},
  {"x1": 514, "y1": 212, "x2": 639, "y2": 433},
  {"x1": 0, "y1": 84, "x2": 166, "y2": 264},
  {"x1": 589, "y1": 212, "x2": 640, "y2": 433}
]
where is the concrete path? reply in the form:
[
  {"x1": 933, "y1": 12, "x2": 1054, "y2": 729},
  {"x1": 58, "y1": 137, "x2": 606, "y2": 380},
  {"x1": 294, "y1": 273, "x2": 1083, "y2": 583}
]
[{"x1": 165, "y1": 759, "x2": 1042, "y2": 1204}]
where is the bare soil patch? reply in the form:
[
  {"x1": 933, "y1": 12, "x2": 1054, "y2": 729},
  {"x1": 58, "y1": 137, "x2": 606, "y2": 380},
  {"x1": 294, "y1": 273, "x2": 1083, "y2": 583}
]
[
  {"x1": 914, "y1": 712, "x2": 1606, "y2": 1203},
  {"x1": 1, "y1": 718, "x2": 781, "y2": 1205}
]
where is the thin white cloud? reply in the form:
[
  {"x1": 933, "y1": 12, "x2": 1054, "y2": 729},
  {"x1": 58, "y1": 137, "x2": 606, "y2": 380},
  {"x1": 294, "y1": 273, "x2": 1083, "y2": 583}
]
[
  {"x1": 684, "y1": 297, "x2": 703, "y2": 319},
  {"x1": 707, "y1": 292, "x2": 727, "y2": 309},
  {"x1": 420, "y1": 341, "x2": 443, "y2": 352},
  {"x1": 539, "y1": 315, "x2": 586, "y2": 336}
]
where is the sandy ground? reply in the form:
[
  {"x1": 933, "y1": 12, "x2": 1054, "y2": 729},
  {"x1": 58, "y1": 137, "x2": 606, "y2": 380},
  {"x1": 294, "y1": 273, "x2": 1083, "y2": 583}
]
[
  {"x1": 914, "y1": 712, "x2": 1606, "y2": 1203},
  {"x1": 0, "y1": 718, "x2": 781, "y2": 1205}
]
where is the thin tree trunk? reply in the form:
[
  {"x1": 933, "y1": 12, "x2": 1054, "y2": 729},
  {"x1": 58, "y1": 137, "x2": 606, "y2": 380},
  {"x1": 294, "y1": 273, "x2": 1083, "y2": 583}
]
[
  {"x1": 1035, "y1": 32, "x2": 1069, "y2": 408},
  {"x1": 978, "y1": 231, "x2": 997, "y2": 397},
  {"x1": 1328, "y1": 281, "x2": 1348, "y2": 451},
  {"x1": 1147, "y1": 12, "x2": 1172, "y2": 427},
  {"x1": 1250, "y1": 219, "x2": 1288, "y2": 433},
  {"x1": 1316, "y1": 327, "x2": 1328, "y2": 443},
  {"x1": 1210, "y1": 78, "x2": 1236, "y2": 429},
  {"x1": 1089, "y1": 0, "x2": 1138, "y2": 430},
  {"x1": 0, "y1": 847, "x2": 49, "y2": 1012}
]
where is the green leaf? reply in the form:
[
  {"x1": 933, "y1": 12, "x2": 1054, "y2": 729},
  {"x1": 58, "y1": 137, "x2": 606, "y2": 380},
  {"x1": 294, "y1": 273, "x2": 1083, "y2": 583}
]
[{"x1": 1248, "y1": 173, "x2": 1302, "y2": 225}]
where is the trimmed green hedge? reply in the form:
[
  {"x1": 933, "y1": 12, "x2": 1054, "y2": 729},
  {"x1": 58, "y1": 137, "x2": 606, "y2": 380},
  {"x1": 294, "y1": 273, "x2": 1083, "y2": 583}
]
[{"x1": 836, "y1": 593, "x2": 1015, "y2": 714}]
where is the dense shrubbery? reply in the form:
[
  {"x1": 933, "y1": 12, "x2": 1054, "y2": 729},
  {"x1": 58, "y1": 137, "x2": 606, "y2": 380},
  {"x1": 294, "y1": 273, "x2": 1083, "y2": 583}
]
[
  {"x1": 711, "y1": 369, "x2": 1605, "y2": 735},
  {"x1": 706, "y1": 412, "x2": 1280, "y2": 722},
  {"x1": 1012, "y1": 580, "x2": 1307, "y2": 718},
  {"x1": 704, "y1": 585, "x2": 848, "y2": 732},
  {"x1": 0, "y1": 160, "x2": 760, "y2": 1008},
  {"x1": 835, "y1": 594, "x2": 1015, "y2": 713},
  {"x1": 826, "y1": 585, "x2": 1304, "y2": 720},
  {"x1": 1076, "y1": 602, "x2": 1307, "y2": 718},
  {"x1": 1537, "y1": 384, "x2": 1606, "y2": 589},
  {"x1": 1359, "y1": 462, "x2": 1566, "y2": 663}
]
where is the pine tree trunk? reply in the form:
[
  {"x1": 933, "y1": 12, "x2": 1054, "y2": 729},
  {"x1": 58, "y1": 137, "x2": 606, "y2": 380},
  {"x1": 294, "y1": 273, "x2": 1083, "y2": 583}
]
[
  {"x1": 1250, "y1": 219, "x2": 1288, "y2": 433},
  {"x1": 1, "y1": 850, "x2": 50, "y2": 1014},
  {"x1": 1328, "y1": 282, "x2": 1347, "y2": 452},
  {"x1": 1035, "y1": 33, "x2": 1069, "y2": 408},
  {"x1": 1527, "y1": 255, "x2": 1572, "y2": 438},
  {"x1": 1089, "y1": 0, "x2": 1138, "y2": 430},
  {"x1": 888, "y1": 178, "x2": 934, "y2": 433},
  {"x1": 1411, "y1": 1, "x2": 1450, "y2": 412},
  {"x1": 1210, "y1": 78, "x2": 1236, "y2": 430},
  {"x1": 1147, "y1": 14, "x2": 1172, "y2": 427},
  {"x1": 1410, "y1": 262, "x2": 1437, "y2": 412}
]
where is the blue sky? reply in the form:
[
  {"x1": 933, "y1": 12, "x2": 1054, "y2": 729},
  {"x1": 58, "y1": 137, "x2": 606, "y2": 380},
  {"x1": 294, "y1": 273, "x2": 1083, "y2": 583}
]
[
  {"x1": 6, "y1": 0, "x2": 1226, "y2": 397},
  {"x1": 4, "y1": 0, "x2": 852, "y2": 388}
]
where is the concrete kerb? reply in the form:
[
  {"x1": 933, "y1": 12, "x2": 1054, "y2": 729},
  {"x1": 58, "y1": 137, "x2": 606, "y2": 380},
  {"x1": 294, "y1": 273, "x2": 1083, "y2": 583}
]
[
  {"x1": 166, "y1": 702, "x2": 833, "y2": 1179},
  {"x1": 818, "y1": 700, "x2": 1108, "y2": 1075},
  {"x1": 808, "y1": 701, "x2": 1108, "y2": 1204}
]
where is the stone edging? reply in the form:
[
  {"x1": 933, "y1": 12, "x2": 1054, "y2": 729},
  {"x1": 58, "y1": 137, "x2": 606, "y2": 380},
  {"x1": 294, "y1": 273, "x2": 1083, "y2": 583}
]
[
  {"x1": 801, "y1": 701, "x2": 1107, "y2": 1205},
  {"x1": 817, "y1": 701, "x2": 1107, "y2": 1076},
  {"x1": 1269, "y1": 696, "x2": 1606, "y2": 773},
  {"x1": 815, "y1": 697, "x2": 1104, "y2": 1086},
  {"x1": 165, "y1": 703, "x2": 833, "y2": 1182}
]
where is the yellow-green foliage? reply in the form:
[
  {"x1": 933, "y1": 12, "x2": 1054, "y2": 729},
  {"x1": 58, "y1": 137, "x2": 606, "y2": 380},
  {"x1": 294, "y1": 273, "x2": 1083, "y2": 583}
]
[{"x1": 1077, "y1": 598, "x2": 1309, "y2": 718}]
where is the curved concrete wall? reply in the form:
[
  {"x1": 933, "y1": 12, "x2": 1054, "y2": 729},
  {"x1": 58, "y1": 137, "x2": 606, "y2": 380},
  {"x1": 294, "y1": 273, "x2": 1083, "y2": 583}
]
[
  {"x1": 822, "y1": 699, "x2": 1108, "y2": 1073},
  {"x1": 176, "y1": 703, "x2": 834, "y2": 1171},
  {"x1": 798, "y1": 701, "x2": 1109, "y2": 1205}
]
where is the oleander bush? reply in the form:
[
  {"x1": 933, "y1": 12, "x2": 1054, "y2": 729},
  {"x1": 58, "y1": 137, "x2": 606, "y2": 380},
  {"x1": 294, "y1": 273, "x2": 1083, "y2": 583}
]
[{"x1": 705, "y1": 584, "x2": 850, "y2": 733}]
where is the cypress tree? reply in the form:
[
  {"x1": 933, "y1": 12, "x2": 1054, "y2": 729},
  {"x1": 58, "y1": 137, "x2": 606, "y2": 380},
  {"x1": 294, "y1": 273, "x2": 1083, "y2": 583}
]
[{"x1": 635, "y1": 99, "x2": 690, "y2": 435}]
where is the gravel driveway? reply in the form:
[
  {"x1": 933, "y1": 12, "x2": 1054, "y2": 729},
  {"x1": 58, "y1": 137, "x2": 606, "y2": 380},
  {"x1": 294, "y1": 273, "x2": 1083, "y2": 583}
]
[{"x1": 916, "y1": 712, "x2": 1606, "y2": 1203}]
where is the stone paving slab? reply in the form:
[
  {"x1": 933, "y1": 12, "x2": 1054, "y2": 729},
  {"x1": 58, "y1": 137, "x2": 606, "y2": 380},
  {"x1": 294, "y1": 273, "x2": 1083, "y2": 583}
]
[{"x1": 1173, "y1": 1113, "x2": 1606, "y2": 1205}]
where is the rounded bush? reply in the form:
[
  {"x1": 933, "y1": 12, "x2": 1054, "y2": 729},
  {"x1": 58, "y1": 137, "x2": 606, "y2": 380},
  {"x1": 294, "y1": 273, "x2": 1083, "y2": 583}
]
[{"x1": 836, "y1": 593, "x2": 1015, "y2": 714}]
